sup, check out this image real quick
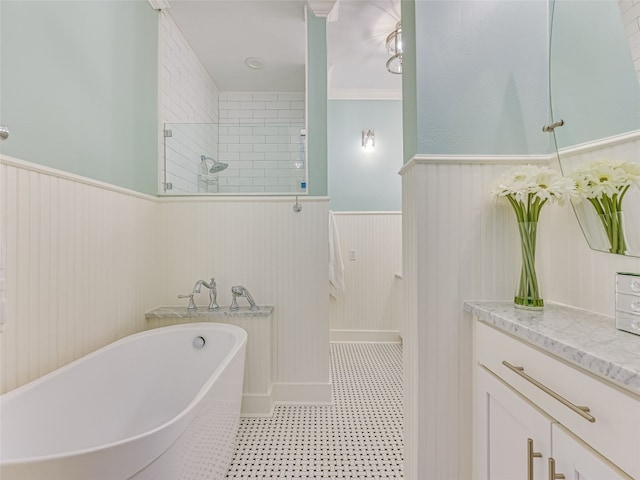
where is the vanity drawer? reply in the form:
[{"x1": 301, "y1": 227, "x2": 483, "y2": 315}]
[
  {"x1": 616, "y1": 273, "x2": 640, "y2": 296},
  {"x1": 476, "y1": 321, "x2": 640, "y2": 478},
  {"x1": 616, "y1": 311, "x2": 640, "y2": 336},
  {"x1": 616, "y1": 293, "x2": 640, "y2": 315}
]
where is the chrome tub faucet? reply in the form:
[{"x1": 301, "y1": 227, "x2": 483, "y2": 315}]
[
  {"x1": 179, "y1": 277, "x2": 219, "y2": 311},
  {"x1": 177, "y1": 293, "x2": 197, "y2": 311},
  {"x1": 194, "y1": 278, "x2": 219, "y2": 311}
]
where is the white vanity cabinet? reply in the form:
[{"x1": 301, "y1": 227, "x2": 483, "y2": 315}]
[
  {"x1": 551, "y1": 423, "x2": 630, "y2": 480},
  {"x1": 477, "y1": 363, "x2": 631, "y2": 480},
  {"x1": 468, "y1": 302, "x2": 640, "y2": 480},
  {"x1": 476, "y1": 366, "x2": 552, "y2": 480}
]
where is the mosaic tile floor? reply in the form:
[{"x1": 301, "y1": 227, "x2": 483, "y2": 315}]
[{"x1": 226, "y1": 343, "x2": 404, "y2": 479}]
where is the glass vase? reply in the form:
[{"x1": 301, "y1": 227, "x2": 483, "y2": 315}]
[
  {"x1": 597, "y1": 211, "x2": 627, "y2": 255},
  {"x1": 514, "y1": 221, "x2": 544, "y2": 310}
]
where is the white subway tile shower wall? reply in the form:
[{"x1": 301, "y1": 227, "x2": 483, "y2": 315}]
[
  {"x1": 218, "y1": 92, "x2": 306, "y2": 194},
  {"x1": 158, "y1": 11, "x2": 220, "y2": 194},
  {"x1": 618, "y1": 0, "x2": 640, "y2": 79}
]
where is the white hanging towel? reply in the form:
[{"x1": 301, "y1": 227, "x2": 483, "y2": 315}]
[{"x1": 328, "y1": 210, "x2": 345, "y2": 297}]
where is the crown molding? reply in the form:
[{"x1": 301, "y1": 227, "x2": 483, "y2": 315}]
[
  {"x1": 147, "y1": 0, "x2": 170, "y2": 11},
  {"x1": 306, "y1": 0, "x2": 338, "y2": 17}
]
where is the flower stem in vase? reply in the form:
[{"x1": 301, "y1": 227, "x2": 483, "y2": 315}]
[
  {"x1": 490, "y1": 165, "x2": 576, "y2": 310},
  {"x1": 605, "y1": 210, "x2": 626, "y2": 255},
  {"x1": 591, "y1": 196, "x2": 627, "y2": 255},
  {"x1": 515, "y1": 221, "x2": 544, "y2": 309}
]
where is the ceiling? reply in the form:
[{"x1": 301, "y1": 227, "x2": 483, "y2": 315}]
[{"x1": 166, "y1": 0, "x2": 402, "y2": 98}]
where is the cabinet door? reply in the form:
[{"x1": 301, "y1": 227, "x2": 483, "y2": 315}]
[
  {"x1": 476, "y1": 366, "x2": 552, "y2": 480},
  {"x1": 550, "y1": 424, "x2": 633, "y2": 480}
]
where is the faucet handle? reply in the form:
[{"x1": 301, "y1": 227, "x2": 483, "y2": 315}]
[{"x1": 178, "y1": 294, "x2": 197, "y2": 311}]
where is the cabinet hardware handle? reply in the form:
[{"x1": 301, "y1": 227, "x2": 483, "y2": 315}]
[
  {"x1": 527, "y1": 438, "x2": 542, "y2": 480},
  {"x1": 502, "y1": 361, "x2": 596, "y2": 423},
  {"x1": 548, "y1": 458, "x2": 565, "y2": 479}
]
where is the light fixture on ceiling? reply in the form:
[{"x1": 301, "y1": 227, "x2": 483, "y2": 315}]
[
  {"x1": 244, "y1": 57, "x2": 264, "y2": 69},
  {"x1": 386, "y1": 22, "x2": 403, "y2": 75},
  {"x1": 362, "y1": 130, "x2": 375, "y2": 152}
]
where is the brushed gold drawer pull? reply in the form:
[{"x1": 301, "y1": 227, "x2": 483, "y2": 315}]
[
  {"x1": 527, "y1": 438, "x2": 542, "y2": 480},
  {"x1": 548, "y1": 458, "x2": 565, "y2": 479},
  {"x1": 502, "y1": 361, "x2": 596, "y2": 423}
]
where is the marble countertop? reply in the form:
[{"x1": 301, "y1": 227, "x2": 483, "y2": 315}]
[
  {"x1": 146, "y1": 305, "x2": 273, "y2": 319},
  {"x1": 464, "y1": 301, "x2": 640, "y2": 396}
]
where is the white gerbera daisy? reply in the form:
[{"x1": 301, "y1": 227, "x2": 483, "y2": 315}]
[
  {"x1": 570, "y1": 158, "x2": 640, "y2": 200},
  {"x1": 568, "y1": 158, "x2": 640, "y2": 255},
  {"x1": 490, "y1": 164, "x2": 576, "y2": 222}
]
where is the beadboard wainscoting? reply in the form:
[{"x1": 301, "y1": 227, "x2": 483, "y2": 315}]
[
  {"x1": 547, "y1": 203, "x2": 640, "y2": 315},
  {"x1": 401, "y1": 157, "x2": 531, "y2": 480},
  {"x1": 329, "y1": 212, "x2": 402, "y2": 342},
  {"x1": 401, "y1": 154, "x2": 640, "y2": 480},
  {"x1": 2, "y1": 156, "x2": 332, "y2": 408},
  {"x1": 157, "y1": 196, "x2": 331, "y2": 403},
  {"x1": 1, "y1": 156, "x2": 162, "y2": 394},
  {"x1": 548, "y1": 131, "x2": 640, "y2": 314}
]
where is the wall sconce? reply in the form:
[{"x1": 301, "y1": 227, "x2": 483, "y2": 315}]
[
  {"x1": 386, "y1": 21, "x2": 403, "y2": 75},
  {"x1": 362, "y1": 130, "x2": 375, "y2": 152}
]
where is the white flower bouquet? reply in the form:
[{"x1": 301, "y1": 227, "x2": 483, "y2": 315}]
[
  {"x1": 569, "y1": 159, "x2": 640, "y2": 254},
  {"x1": 491, "y1": 165, "x2": 576, "y2": 309}
]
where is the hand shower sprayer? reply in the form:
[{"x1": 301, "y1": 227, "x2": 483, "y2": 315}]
[{"x1": 230, "y1": 286, "x2": 259, "y2": 311}]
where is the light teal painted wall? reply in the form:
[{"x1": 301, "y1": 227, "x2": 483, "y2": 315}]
[
  {"x1": 328, "y1": 100, "x2": 402, "y2": 212},
  {"x1": 401, "y1": 0, "x2": 417, "y2": 164},
  {"x1": 412, "y1": 0, "x2": 552, "y2": 156},
  {"x1": 306, "y1": 10, "x2": 328, "y2": 196},
  {"x1": 0, "y1": 1, "x2": 158, "y2": 195},
  {"x1": 550, "y1": 0, "x2": 640, "y2": 148}
]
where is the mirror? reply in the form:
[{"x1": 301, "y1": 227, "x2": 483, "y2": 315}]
[
  {"x1": 158, "y1": 1, "x2": 308, "y2": 195},
  {"x1": 549, "y1": 0, "x2": 640, "y2": 256}
]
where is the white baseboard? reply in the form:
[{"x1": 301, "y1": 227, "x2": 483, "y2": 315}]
[
  {"x1": 272, "y1": 382, "x2": 333, "y2": 404},
  {"x1": 241, "y1": 393, "x2": 274, "y2": 417},
  {"x1": 330, "y1": 329, "x2": 402, "y2": 343},
  {"x1": 240, "y1": 382, "x2": 333, "y2": 417}
]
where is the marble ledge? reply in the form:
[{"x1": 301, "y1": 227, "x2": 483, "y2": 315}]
[
  {"x1": 464, "y1": 301, "x2": 640, "y2": 396},
  {"x1": 146, "y1": 305, "x2": 274, "y2": 319}
]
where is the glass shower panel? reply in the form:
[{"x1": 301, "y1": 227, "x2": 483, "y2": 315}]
[{"x1": 162, "y1": 123, "x2": 307, "y2": 195}]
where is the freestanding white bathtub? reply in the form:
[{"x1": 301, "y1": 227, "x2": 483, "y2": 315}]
[{"x1": 0, "y1": 322, "x2": 247, "y2": 480}]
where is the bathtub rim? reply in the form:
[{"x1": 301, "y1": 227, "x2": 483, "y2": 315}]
[{"x1": 0, "y1": 322, "x2": 247, "y2": 467}]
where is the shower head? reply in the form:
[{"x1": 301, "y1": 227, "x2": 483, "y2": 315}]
[
  {"x1": 209, "y1": 161, "x2": 228, "y2": 173},
  {"x1": 200, "y1": 155, "x2": 228, "y2": 174}
]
